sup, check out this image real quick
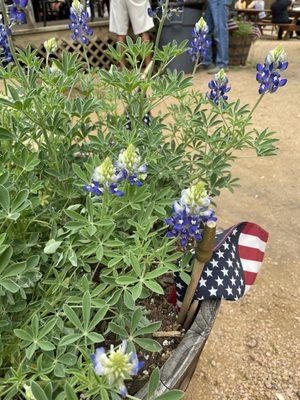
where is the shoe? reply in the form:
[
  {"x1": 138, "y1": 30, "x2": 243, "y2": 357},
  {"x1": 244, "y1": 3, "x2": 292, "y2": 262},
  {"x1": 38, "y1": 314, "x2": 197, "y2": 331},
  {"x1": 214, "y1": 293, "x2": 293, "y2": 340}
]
[
  {"x1": 207, "y1": 66, "x2": 229, "y2": 75},
  {"x1": 198, "y1": 63, "x2": 214, "y2": 70}
]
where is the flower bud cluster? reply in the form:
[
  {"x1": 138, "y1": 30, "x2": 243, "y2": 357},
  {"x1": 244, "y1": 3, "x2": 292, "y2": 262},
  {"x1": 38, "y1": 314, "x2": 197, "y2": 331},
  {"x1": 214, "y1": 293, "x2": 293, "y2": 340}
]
[
  {"x1": 165, "y1": 182, "x2": 217, "y2": 248},
  {"x1": 69, "y1": 0, "x2": 93, "y2": 45},
  {"x1": 256, "y1": 45, "x2": 288, "y2": 95},
  {"x1": 188, "y1": 17, "x2": 211, "y2": 62},
  {"x1": 83, "y1": 145, "x2": 146, "y2": 197},
  {"x1": 207, "y1": 68, "x2": 231, "y2": 105},
  {"x1": 91, "y1": 341, "x2": 144, "y2": 398}
]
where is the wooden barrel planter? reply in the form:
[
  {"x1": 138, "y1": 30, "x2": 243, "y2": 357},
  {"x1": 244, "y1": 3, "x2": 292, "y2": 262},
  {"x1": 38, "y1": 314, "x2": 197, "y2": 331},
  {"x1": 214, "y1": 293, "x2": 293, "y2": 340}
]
[
  {"x1": 229, "y1": 34, "x2": 253, "y2": 66},
  {"x1": 136, "y1": 298, "x2": 221, "y2": 398}
]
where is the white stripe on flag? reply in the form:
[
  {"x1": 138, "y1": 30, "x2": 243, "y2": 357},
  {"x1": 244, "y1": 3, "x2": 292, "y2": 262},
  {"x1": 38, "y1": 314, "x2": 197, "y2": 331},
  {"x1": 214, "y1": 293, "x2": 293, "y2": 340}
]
[
  {"x1": 240, "y1": 258, "x2": 262, "y2": 273},
  {"x1": 239, "y1": 233, "x2": 267, "y2": 252},
  {"x1": 244, "y1": 285, "x2": 251, "y2": 294}
]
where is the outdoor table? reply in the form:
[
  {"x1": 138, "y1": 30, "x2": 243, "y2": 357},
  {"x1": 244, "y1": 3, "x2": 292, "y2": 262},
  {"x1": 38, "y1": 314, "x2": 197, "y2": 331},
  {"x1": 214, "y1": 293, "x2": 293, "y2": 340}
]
[{"x1": 236, "y1": 8, "x2": 262, "y2": 22}]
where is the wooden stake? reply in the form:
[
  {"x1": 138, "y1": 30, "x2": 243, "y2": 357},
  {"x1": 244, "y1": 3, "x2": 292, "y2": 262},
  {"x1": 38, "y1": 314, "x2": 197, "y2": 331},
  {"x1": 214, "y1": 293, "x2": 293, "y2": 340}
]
[
  {"x1": 177, "y1": 223, "x2": 216, "y2": 325},
  {"x1": 183, "y1": 300, "x2": 199, "y2": 330}
]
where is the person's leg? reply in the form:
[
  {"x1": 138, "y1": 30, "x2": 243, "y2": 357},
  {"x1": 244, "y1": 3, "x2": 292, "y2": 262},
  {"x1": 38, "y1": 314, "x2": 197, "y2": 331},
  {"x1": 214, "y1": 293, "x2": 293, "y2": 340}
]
[
  {"x1": 216, "y1": 0, "x2": 229, "y2": 68},
  {"x1": 109, "y1": 0, "x2": 129, "y2": 67},
  {"x1": 278, "y1": 26, "x2": 283, "y2": 40},
  {"x1": 203, "y1": 2, "x2": 215, "y2": 67}
]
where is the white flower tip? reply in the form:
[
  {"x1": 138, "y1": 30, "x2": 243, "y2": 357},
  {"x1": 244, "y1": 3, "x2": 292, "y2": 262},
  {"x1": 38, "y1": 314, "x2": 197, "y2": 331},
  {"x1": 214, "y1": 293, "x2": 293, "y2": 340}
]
[{"x1": 207, "y1": 220, "x2": 216, "y2": 228}]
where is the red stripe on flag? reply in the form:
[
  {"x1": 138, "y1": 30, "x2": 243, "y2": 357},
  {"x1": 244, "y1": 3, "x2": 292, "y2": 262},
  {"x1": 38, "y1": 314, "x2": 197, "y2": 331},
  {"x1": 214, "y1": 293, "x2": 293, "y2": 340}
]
[
  {"x1": 238, "y1": 245, "x2": 265, "y2": 262},
  {"x1": 244, "y1": 270, "x2": 258, "y2": 285},
  {"x1": 242, "y1": 222, "x2": 269, "y2": 243}
]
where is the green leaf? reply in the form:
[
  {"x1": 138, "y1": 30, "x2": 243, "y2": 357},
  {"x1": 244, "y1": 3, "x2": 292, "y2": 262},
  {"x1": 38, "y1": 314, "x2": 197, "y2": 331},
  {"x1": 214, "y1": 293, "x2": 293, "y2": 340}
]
[
  {"x1": 38, "y1": 340, "x2": 55, "y2": 351},
  {"x1": 11, "y1": 189, "x2": 29, "y2": 212},
  {"x1": 82, "y1": 291, "x2": 91, "y2": 329},
  {"x1": 124, "y1": 290, "x2": 135, "y2": 310},
  {"x1": 44, "y1": 239, "x2": 62, "y2": 254},
  {"x1": 59, "y1": 352, "x2": 77, "y2": 366},
  {"x1": 89, "y1": 305, "x2": 109, "y2": 330},
  {"x1": 87, "y1": 332, "x2": 104, "y2": 343},
  {"x1": 30, "y1": 381, "x2": 49, "y2": 400},
  {"x1": 64, "y1": 383, "x2": 77, "y2": 400},
  {"x1": 2, "y1": 261, "x2": 26, "y2": 278},
  {"x1": 116, "y1": 276, "x2": 138, "y2": 285},
  {"x1": 54, "y1": 362, "x2": 65, "y2": 378},
  {"x1": 14, "y1": 329, "x2": 33, "y2": 342},
  {"x1": 58, "y1": 333, "x2": 82, "y2": 347},
  {"x1": 0, "y1": 278, "x2": 19, "y2": 293},
  {"x1": 145, "y1": 268, "x2": 168, "y2": 280},
  {"x1": 38, "y1": 318, "x2": 57, "y2": 340},
  {"x1": 109, "y1": 322, "x2": 128, "y2": 338},
  {"x1": 135, "y1": 321, "x2": 161, "y2": 336},
  {"x1": 147, "y1": 367, "x2": 160, "y2": 399},
  {"x1": 0, "y1": 246, "x2": 12, "y2": 274},
  {"x1": 130, "y1": 308, "x2": 142, "y2": 332},
  {"x1": 26, "y1": 342, "x2": 37, "y2": 359},
  {"x1": 72, "y1": 163, "x2": 88, "y2": 182},
  {"x1": 156, "y1": 390, "x2": 184, "y2": 400},
  {"x1": 131, "y1": 281, "x2": 143, "y2": 301},
  {"x1": 0, "y1": 185, "x2": 10, "y2": 211},
  {"x1": 144, "y1": 280, "x2": 164, "y2": 295},
  {"x1": 134, "y1": 338, "x2": 162, "y2": 352},
  {"x1": 63, "y1": 305, "x2": 83, "y2": 330}
]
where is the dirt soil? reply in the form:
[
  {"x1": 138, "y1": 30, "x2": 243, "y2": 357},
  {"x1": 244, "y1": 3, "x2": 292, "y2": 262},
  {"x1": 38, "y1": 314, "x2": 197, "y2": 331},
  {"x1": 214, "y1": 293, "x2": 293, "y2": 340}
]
[{"x1": 182, "y1": 40, "x2": 300, "y2": 400}]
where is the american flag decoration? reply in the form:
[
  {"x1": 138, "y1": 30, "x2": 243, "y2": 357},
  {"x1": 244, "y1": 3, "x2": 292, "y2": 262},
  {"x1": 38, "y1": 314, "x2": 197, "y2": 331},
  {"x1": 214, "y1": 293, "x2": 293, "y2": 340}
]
[{"x1": 174, "y1": 222, "x2": 268, "y2": 305}]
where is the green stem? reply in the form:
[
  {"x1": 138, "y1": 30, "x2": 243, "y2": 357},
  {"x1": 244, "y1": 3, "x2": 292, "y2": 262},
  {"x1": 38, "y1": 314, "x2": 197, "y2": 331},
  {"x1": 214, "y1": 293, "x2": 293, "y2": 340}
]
[
  {"x1": 148, "y1": 0, "x2": 170, "y2": 78},
  {"x1": 192, "y1": 53, "x2": 200, "y2": 76},
  {"x1": 249, "y1": 94, "x2": 265, "y2": 117},
  {"x1": 0, "y1": 0, "x2": 29, "y2": 88},
  {"x1": 83, "y1": 45, "x2": 91, "y2": 73}
]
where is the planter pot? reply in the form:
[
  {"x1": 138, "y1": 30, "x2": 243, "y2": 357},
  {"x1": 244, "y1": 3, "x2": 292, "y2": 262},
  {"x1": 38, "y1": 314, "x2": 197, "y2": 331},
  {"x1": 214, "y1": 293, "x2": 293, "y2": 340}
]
[
  {"x1": 136, "y1": 299, "x2": 220, "y2": 398},
  {"x1": 229, "y1": 34, "x2": 253, "y2": 66},
  {"x1": 158, "y1": 4, "x2": 202, "y2": 73}
]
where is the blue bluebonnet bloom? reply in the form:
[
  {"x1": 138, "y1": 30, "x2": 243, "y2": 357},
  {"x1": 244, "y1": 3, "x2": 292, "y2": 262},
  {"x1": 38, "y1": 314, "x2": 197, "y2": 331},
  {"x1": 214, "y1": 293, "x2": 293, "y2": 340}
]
[
  {"x1": 165, "y1": 182, "x2": 217, "y2": 248},
  {"x1": 115, "y1": 144, "x2": 147, "y2": 187},
  {"x1": 83, "y1": 157, "x2": 124, "y2": 197},
  {"x1": 207, "y1": 68, "x2": 231, "y2": 105},
  {"x1": 0, "y1": 25, "x2": 12, "y2": 64},
  {"x1": 8, "y1": 0, "x2": 28, "y2": 24},
  {"x1": 91, "y1": 341, "x2": 144, "y2": 398},
  {"x1": 69, "y1": 0, "x2": 93, "y2": 45},
  {"x1": 148, "y1": 0, "x2": 165, "y2": 17},
  {"x1": 9, "y1": 7, "x2": 26, "y2": 23},
  {"x1": 188, "y1": 17, "x2": 211, "y2": 62},
  {"x1": 256, "y1": 45, "x2": 288, "y2": 95}
]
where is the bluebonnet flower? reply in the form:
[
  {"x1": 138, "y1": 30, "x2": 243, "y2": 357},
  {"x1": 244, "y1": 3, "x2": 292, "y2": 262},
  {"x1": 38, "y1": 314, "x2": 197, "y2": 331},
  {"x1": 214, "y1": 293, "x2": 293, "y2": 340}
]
[
  {"x1": 91, "y1": 341, "x2": 144, "y2": 398},
  {"x1": 207, "y1": 68, "x2": 231, "y2": 105},
  {"x1": 44, "y1": 37, "x2": 57, "y2": 54},
  {"x1": 8, "y1": 0, "x2": 28, "y2": 24},
  {"x1": 9, "y1": 7, "x2": 26, "y2": 23},
  {"x1": 115, "y1": 144, "x2": 147, "y2": 187},
  {"x1": 165, "y1": 182, "x2": 217, "y2": 248},
  {"x1": 256, "y1": 45, "x2": 288, "y2": 95},
  {"x1": 188, "y1": 17, "x2": 211, "y2": 62},
  {"x1": 0, "y1": 24, "x2": 12, "y2": 64},
  {"x1": 69, "y1": 0, "x2": 93, "y2": 45},
  {"x1": 83, "y1": 157, "x2": 124, "y2": 197}
]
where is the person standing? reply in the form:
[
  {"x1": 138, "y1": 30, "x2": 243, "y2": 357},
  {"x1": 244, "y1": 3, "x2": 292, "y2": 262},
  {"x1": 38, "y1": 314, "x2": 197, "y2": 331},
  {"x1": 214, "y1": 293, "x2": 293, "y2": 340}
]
[
  {"x1": 202, "y1": 0, "x2": 233, "y2": 74},
  {"x1": 271, "y1": 0, "x2": 293, "y2": 39},
  {"x1": 109, "y1": 0, "x2": 154, "y2": 65}
]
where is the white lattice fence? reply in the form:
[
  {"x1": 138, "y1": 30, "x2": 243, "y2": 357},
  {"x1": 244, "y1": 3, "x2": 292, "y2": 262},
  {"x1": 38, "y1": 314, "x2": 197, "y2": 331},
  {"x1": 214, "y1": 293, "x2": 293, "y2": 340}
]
[{"x1": 32, "y1": 36, "x2": 115, "y2": 69}]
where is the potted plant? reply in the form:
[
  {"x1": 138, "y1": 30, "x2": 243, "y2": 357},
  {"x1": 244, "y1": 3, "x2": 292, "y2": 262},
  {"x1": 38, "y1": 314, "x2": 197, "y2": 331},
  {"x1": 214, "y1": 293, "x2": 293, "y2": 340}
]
[
  {"x1": 229, "y1": 19, "x2": 254, "y2": 66},
  {"x1": 0, "y1": 0, "x2": 288, "y2": 398}
]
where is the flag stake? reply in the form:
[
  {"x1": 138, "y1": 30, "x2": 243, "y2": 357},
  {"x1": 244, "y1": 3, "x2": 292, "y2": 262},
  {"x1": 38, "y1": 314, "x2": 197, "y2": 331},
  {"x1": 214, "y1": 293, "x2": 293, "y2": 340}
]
[{"x1": 177, "y1": 223, "x2": 216, "y2": 325}]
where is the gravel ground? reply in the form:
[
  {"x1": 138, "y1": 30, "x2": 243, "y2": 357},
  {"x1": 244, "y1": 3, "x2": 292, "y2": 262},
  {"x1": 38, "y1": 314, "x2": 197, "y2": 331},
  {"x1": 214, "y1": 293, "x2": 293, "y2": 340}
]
[{"x1": 184, "y1": 40, "x2": 300, "y2": 400}]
